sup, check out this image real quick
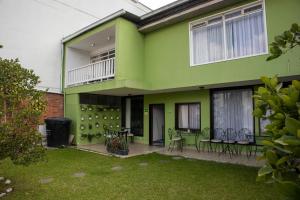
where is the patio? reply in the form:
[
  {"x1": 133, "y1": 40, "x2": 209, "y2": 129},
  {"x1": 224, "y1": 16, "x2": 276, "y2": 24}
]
[{"x1": 75, "y1": 143, "x2": 264, "y2": 167}]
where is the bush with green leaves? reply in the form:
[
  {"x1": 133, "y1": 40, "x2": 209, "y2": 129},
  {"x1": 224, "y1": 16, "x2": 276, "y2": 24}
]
[
  {"x1": 0, "y1": 58, "x2": 46, "y2": 165},
  {"x1": 253, "y1": 23, "x2": 300, "y2": 199}
]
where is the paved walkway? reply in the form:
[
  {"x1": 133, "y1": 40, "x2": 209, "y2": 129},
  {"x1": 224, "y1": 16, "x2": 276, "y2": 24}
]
[{"x1": 75, "y1": 143, "x2": 264, "y2": 167}]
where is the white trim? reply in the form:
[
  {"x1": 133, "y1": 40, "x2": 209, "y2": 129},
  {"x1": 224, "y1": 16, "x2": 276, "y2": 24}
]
[
  {"x1": 190, "y1": 52, "x2": 269, "y2": 67},
  {"x1": 262, "y1": 0, "x2": 269, "y2": 57},
  {"x1": 139, "y1": 0, "x2": 224, "y2": 32},
  {"x1": 189, "y1": 0, "x2": 268, "y2": 67},
  {"x1": 62, "y1": 10, "x2": 126, "y2": 43}
]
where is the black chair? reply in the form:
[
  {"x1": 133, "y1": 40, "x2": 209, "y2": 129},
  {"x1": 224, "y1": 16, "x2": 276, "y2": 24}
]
[
  {"x1": 198, "y1": 128, "x2": 211, "y2": 152},
  {"x1": 194, "y1": 130, "x2": 202, "y2": 152},
  {"x1": 236, "y1": 128, "x2": 253, "y2": 157},
  {"x1": 223, "y1": 128, "x2": 236, "y2": 157},
  {"x1": 211, "y1": 128, "x2": 223, "y2": 153}
]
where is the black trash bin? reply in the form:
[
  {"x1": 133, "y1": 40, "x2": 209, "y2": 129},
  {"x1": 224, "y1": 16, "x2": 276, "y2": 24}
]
[{"x1": 45, "y1": 117, "x2": 71, "y2": 147}]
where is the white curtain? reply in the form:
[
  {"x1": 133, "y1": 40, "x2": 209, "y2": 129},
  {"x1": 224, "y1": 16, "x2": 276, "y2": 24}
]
[
  {"x1": 226, "y1": 10, "x2": 266, "y2": 59},
  {"x1": 152, "y1": 106, "x2": 164, "y2": 141},
  {"x1": 178, "y1": 105, "x2": 189, "y2": 128},
  {"x1": 189, "y1": 104, "x2": 200, "y2": 129},
  {"x1": 192, "y1": 22, "x2": 224, "y2": 64},
  {"x1": 178, "y1": 104, "x2": 200, "y2": 129},
  {"x1": 213, "y1": 89, "x2": 253, "y2": 140}
]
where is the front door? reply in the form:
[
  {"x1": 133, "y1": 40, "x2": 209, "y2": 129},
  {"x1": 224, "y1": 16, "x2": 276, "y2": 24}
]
[{"x1": 149, "y1": 104, "x2": 165, "y2": 146}]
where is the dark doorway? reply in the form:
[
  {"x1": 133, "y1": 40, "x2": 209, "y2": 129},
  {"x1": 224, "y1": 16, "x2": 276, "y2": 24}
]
[{"x1": 149, "y1": 104, "x2": 165, "y2": 146}]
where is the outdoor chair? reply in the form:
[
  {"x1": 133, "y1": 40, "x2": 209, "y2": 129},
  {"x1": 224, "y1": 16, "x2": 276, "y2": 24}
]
[
  {"x1": 236, "y1": 128, "x2": 253, "y2": 157},
  {"x1": 168, "y1": 128, "x2": 184, "y2": 152},
  {"x1": 194, "y1": 130, "x2": 202, "y2": 152},
  {"x1": 198, "y1": 127, "x2": 212, "y2": 152},
  {"x1": 122, "y1": 127, "x2": 134, "y2": 143},
  {"x1": 223, "y1": 128, "x2": 237, "y2": 157},
  {"x1": 211, "y1": 128, "x2": 224, "y2": 153}
]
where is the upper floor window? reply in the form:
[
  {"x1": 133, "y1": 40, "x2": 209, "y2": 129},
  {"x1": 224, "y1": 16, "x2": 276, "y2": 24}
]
[
  {"x1": 190, "y1": 2, "x2": 267, "y2": 66},
  {"x1": 90, "y1": 49, "x2": 115, "y2": 63}
]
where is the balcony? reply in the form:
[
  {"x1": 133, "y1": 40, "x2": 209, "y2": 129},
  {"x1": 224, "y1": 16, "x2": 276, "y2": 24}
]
[
  {"x1": 65, "y1": 26, "x2": 116, "y2": 87},
  {"x1": 67, "y1": 58, "x2": 115, "y2": 86}
]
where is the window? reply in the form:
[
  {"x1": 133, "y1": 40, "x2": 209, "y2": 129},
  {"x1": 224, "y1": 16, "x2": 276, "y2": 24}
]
[
  {"x1": 259, "y1": 109, "x2": 272, "y2": 135},
  {"x1": 190, "y1": 3, "x2": 267, "y2": 65},
  {"x1": 212, "y1": 88, "x2": 253, "y2": 140},
  {"x1": 175, "y1": 103, "x2": 200, "y2": 131}
]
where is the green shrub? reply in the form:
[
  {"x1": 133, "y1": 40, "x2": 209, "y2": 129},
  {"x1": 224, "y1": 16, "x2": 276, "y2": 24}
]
[
  {"x1": 253, "y1": 23, "x2": 300, "y2": 199},
  {"x1": 0, "y1": 58, "x2": 46, "y2": 165}
]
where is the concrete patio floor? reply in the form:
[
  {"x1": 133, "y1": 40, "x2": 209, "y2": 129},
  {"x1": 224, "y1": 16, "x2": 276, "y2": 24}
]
[{"x1": 75, "y1": 143, "x2": 264, "y2": 167}]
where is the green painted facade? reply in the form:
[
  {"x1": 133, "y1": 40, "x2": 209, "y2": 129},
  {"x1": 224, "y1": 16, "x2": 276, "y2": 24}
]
[{"x1": 63, "y1": 0, "x2": 300, "y2": 145}]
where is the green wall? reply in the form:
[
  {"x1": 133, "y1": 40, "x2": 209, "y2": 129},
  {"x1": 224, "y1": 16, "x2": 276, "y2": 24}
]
[
  {"x1": 64, "y1": 0, "x2": 300, "y2": 95},
  {"x1": 65, "y1": 93, "x2": 80, "y2": 143},
  {"x1": 63, "y1": 0, "x2": 300, "y2": 145},
  {"x1": 143, "y1": 90, "x2": 210, "y2": 145},
  {"x1": 64, "y1": 18, "x2": 147, "y2": 95},
  {"x1": 143, "y1": 0, "x2": 300, "y2": 90}
]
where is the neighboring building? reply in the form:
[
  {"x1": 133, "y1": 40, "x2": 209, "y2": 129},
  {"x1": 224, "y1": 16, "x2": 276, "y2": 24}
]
[
  {"x1": 0, "y1": 0, "x2": 150, "y2": 119},
  {"x1": 62, "y1": 0, "x2": 300, "y2": 146}
]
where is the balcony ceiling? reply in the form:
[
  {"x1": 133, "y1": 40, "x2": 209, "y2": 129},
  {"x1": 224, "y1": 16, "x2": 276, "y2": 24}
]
[{"x1": 69, "y1": 26, "x2": 115, "y2": 52}]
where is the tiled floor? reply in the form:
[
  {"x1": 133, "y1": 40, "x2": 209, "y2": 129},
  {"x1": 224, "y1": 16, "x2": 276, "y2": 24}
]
[
  {"x1": 75, "y1": 143, "x2": 264, "y2": 167},
  {"x1": 76, "y1": 143, "x2": 162, "y2": 158}
]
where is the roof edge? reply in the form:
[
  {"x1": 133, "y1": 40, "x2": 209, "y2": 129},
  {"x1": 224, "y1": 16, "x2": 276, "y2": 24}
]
[
  {"x1": 62, "y1": 9, "x2": 139, "y2": 43},
  {"x1": 140, "y1": 0, "x2": 190, "y2": 19}
]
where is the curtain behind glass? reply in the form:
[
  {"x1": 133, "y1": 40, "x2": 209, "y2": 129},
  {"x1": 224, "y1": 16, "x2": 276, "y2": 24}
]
[
  {"x1": 226, "y1": 11, "x2": 266, "y2": 59},
  {"x1": 178, "y1": 105, "x2": 189, "y2": 128},
  {"x1": 213, "y1": 89, "x2": 253, "y2": 140},
  {"x1": 192, "y1": 22, "x2": 224, "y2": 64},
  {"x1": 189, "y1": 104, "x2": 200, "y2": 129}
]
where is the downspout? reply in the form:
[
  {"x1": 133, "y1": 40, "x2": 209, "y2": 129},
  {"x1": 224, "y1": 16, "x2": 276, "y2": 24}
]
[{"x1": 60, "y1": 40, "x2": 66, "y2": 117}]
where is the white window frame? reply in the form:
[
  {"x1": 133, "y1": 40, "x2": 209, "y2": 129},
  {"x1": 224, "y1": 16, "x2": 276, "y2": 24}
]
[{"x1": 189, "y1": 0, "x2": 268, "y2": 67}]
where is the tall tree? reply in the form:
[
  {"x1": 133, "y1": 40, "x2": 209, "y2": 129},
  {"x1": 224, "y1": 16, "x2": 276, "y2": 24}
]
[{"x1": 0, "y1": 58, "x2": 46, "y2": 165}]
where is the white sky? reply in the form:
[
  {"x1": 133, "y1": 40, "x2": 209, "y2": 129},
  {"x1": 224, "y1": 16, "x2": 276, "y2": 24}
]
[{"x1": 139, "y1": 0, "x2": 177, "y2": 9}]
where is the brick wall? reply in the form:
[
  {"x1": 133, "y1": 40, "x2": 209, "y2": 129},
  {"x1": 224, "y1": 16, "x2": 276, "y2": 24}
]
[{"x1": 41, "y1": 92, "x2": 64, "y2": 121}]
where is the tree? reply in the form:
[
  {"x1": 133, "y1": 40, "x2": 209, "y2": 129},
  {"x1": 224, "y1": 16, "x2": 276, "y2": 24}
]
[
  {"x1": 253, "y1": 23, "x2": 300, "y2": 199},
  {"x1": 0, "y1": 58, "x2": 46, "y2": 165}
]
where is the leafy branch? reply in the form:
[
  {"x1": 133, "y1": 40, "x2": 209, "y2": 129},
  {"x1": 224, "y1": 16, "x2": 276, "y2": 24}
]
[{"x1": 267, "y1": 23, "x2": 300, "y2": 61}]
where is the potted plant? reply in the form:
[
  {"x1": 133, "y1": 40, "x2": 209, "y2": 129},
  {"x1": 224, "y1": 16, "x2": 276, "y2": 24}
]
[{"x1": 106, "y1": 134, "x2": 129, "y2": 155}]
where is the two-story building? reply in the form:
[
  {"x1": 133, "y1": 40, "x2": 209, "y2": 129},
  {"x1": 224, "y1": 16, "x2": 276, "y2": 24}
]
[{"x1": 62, "y1": 0, "x2": 300, "y2": 147}]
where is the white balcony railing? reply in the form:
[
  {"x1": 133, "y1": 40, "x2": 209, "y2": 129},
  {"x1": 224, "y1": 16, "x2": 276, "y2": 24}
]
[{"x1": 67, "y1": 58, "x2": 115, "y2": 86}]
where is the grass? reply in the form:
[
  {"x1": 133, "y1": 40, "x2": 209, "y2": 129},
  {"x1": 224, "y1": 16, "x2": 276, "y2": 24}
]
[{"x1": 0, "y1": 148, "x2": 280, "y2": 200}]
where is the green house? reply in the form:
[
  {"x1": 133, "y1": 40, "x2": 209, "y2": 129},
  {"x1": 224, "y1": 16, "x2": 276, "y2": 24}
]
[{"x1": 62, "y1": 0, "x2": 300, "y2": 147}]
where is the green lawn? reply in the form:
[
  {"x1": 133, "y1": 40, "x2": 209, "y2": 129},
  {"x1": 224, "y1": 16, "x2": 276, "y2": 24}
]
[{"x1": 0, "y1": 149, "x2": 280, "y2": 200}]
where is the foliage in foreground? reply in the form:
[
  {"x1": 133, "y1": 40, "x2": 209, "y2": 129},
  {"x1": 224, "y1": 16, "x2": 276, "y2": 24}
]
[
  {"x1": 0, "y1": 58, "x2": 46, "y2": 165},
  {"x1": 253, "y1": 23, "x2": 300, "y2": 199},
  {"x1": 267, "y1": 23, "x2": 300, "y2": 61}
]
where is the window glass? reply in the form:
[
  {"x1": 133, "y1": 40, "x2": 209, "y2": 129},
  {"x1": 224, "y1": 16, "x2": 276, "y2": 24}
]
[
  {"x1": 191, "y1": 3, "x2": 266, "y2": 65},
  {"x1": 176, "y1": 103, "x2": 200, "y2": 130},
  {"x1": 212, "y1": 89, "x2": 253, "y2": 140}
]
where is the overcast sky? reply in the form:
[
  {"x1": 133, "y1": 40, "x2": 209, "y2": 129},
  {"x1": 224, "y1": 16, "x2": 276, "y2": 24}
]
[{"x1": 139, "y1": 0, "x2": 177, "y2": 9}]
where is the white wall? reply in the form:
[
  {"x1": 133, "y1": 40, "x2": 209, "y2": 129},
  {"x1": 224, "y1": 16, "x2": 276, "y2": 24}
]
[
  {"x1": 66, "y1": 48, "x2": 90, "y2": 70},
  {"x1": 0, "y1": 0, "x2": 150, "y2": 93}
]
